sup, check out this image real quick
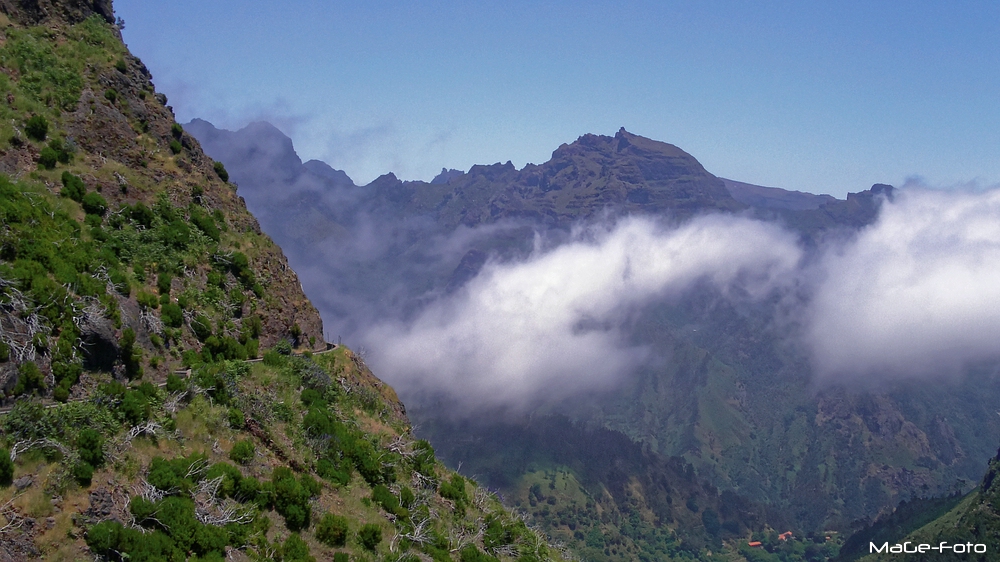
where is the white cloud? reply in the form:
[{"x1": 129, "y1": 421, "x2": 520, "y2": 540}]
[
  {"x1": 364, "y1": 215, "x2": 802, "y2": 411},
  {"x1": 805, "y1": 188, "x2": 1000, "y2": 379}
]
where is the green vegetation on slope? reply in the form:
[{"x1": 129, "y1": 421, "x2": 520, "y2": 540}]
[
  {"x1": 0, "y1": 4, "x2": 567, "y2": 561},
  {"x1": 1, "y1": 346, "x2": 570, "y2": 560}
]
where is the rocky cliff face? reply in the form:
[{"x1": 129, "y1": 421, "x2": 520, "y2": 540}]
[{"x1": 0, "y1": 0, "x2": 113, "y2": 26}]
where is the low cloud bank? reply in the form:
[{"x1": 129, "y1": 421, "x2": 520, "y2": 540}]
[
  {"x1": 363, "y1": 187, "x2": 1000, "y2": 409},
  {"x1": 364, "y1": 215, "x2": 803, "y2": 410},
  {"x1": 806, "y1": 188, "x2": 1000, "y2": 380}
]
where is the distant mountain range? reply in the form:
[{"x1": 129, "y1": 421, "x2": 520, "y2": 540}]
[{"x1": 188, "y1": 118, "x2": 1000, "y2": 560}]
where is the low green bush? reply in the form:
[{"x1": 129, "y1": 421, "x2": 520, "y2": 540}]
[
  {"x1": 81, "y1": 192, "x2": 108, "y2": 216},
  {"x1": 372, "y1": 484, "x2": 407, "y2": 518},
  {"x1": 316, "y1": 513, "x2": 349, "y2": 547},
  {"x1": 77, "y1": 428, "x2": 105, "y2": 467},
  {"x1": 157, "y1": 272, "x2": 173, "y2": 295},
  {"x1": 165, "y1": 373, "x2": 185, "y2": 393},
  {"x1": 229, "y1": 439, "x2": 254, "y2": 465},
  {"x1": 271, "y1": 467, "x2": 313, "y2": 531},
  {"x1": 73, "y1": 461, "x2": 94, "y2": 486},
  {"x1": 439, "y1": 474, "x2": 468, "y2": 506},
  {"x1": 161, "y1": 303, "x2": 183, "y2": 328},
  {"x1": 213, "y1": 160, "x2": 229, "y2": 182},
  {"x1": 38, "y1": 146, "x2": 58, "y2": 169},
  {"x1": 282, "y1": 533, "x2": 316, "y2": 562},
  {"x1": 25, "y1": 115, "x2": 48, "y2": 141},
  {"x1": 12, "y1": 361, "x2": 44, "y2": 396},
  {"x1": 60, "y1": 171, "x2": 86, "y2": 201},
  {"x1": 358, "y1": 523, "x2": 382, "y2": 551},
  {"x1": 228, "y1": 407, "x2": 244, "y2": 429}
]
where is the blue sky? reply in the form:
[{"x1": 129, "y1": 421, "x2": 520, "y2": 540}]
[{"x1": 115, "y1": 1, "x2": 999, "y2": 198}]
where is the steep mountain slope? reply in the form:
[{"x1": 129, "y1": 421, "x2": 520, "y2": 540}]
[
  {"x1": 840, "y1": 447, "x2": 1000, "y2": 562},
  {"x1": 0, "y1": 3, "x2": 570, "y2": 561}
]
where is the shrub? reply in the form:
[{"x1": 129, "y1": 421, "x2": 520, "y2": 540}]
[
  {"x1": 271, "y1": 467, "x2": 312, "y2": 531},
  {"x1": 400, "y1": 486, "x2": 415, "y2": 508},
  {"x1": 300, "y1": 388, "x2": 325, "y2": 408},
  {"x1": 317, "y1": 458, "x2": 351, "y2": 486},
  {"x1": 190, "y1": 208, "x2": 220, "y2": 241},
  {"x1": 129, "y1": 496, "x2": 157, "y2": 524},
  {"x1": 280, "y1": 533, "x2": 315, "y2": 562},
  {"x1": 213, "y1": 161, "x2": 229, "y2": 182},
  {"x1": 120, "y1": 390, "x2": 149, "y2": 424},
  {"x1": 115, "y1": 58, "x2": 127, "y2": 72},
  {"x1": 169, "y1": 139, "x2": 182, "y2": 154},
  {"x1": 439, "y1": 474, "x2": 468, "y2": 505},
  {"x1": 104, "y1": 89, "x2": 117, "y2": 103},
  {"x1": 86, "y1": 520, "x2": 125, "y2": 556},
  {"x1": 130, "y1": 202, "x2": 155, "y2": 228},
  {"x1": 358, "y1": 523, "x2": 382, "y2": 551},
  {"x1": 229, "y1": 440, "x2": 254, "y2": 465},
  {"x1": 162, "y1": 219, "x2": 190, "y2": 249},
  {"x1": 302, "y1": 407, "x2": 333, "y2": 438},
  {"x1": 165, "y1": 373, "x2": 186, "y2": 392},
  {"x1": 12, "y1": 361, "x2": 44, "y2": 395},
  {"x1": 191, "y1": 314, "x2": 213, "y2": 341},
  {"x1": 157, "y1": 272, "x2": 173, "y2": 295},
  {"x1": 274, "y1": 339, "x2": 292, "y2": 356},
  {"x1": 245, "y1": 338, "x2": 259, "y2": 358},
  {"x1": 315, "y1": 513, "x2": 349, "y2": 547},
  {"x1": 333, "y1": 554, "x2": 349, "y2": 562},
  {"x1": 161, "y1": 303, "x2": 183, "y2": 328},
  {"x1": 38, "y1": 146, "x2": 58, "y2": 169},
  {"x1": 0, "y1": 448, "x2": 12, "y2": 487},
  {"x1": 136, "y1": 291, "x2": 159, "y2": 310},
  {"x1": 300, "y1": 474, "x2": 321, "y2": 498},
  {"x1": 412, "y1": 440, "x2": 437, "y2": 477},
  {"x1": 60, "y1": 171, "x2": 86, "y2": 202},
  {"x1": 53, "y1": 383, "x2": 70, "y2": 402},
  {"x1": 263, "y1": 350, "x2": 284, "y2": 367},
  {"x1": 228, "y1": 407, "x2": 245, "y2": 429},
  {"x1": 73, "y1": 461, "x2": 94, "y2": 486},
  {"x1": 372, "y1": 484, "x2": 407, "y2": 518},
  {"x1": 236, "y1": 475, "x2": 264, "y2": 506},
  {"x1": 156, "y1": 496, "x2": 199, "y2": 551},
  {"x1": 171, "y1": 122, "x2": 183, "y2": 138},
  {"x1": 25, "y1": 115, "x2": 48, "y2": 141},
  {"x1": 78, "y1": 428, "x2": 105, "y2": 467},
  {"x1": 50, "y1": 139, "x2": 72, "y2": 163},
  {"x1": 81, "y1": 192, "x2": 108, "y2": 216}
]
